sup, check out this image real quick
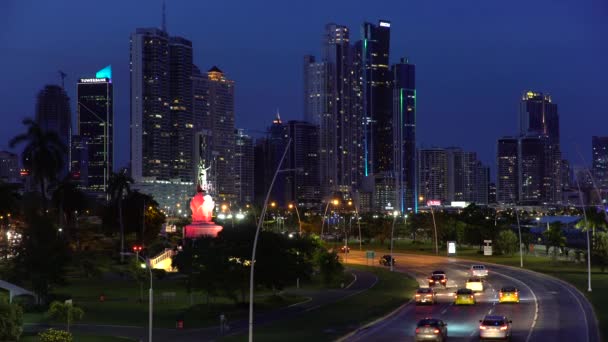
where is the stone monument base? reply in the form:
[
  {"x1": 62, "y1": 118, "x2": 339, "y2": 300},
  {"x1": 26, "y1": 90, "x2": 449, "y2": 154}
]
[{"x1": 184, "y1": 222, "x2": 223, "y2": 239}]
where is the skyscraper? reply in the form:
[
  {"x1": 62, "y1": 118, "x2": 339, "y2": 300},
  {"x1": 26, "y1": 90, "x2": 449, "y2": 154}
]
[
  {"x1": 77, "y1": 66, "x2": 113, "y2": 194},
  {"x1": 285, "y1": 120, "x2": 320, "y2": 208},
  {"x1": 497, "y1": 137, "x2": 519, "y2": 204},
  {"x1": 359, "y1": 20, "x2": 391, "y2": 176},
  {"x1": 0, "y1": 151, "x2": 19, "y2": 184},
  {"x1": 303, "y1": 55, "x2": 326, "y2": 125},
  {"x1": 234, "y1": 129, "x2": 254, "y2": 205},
  {"x1": 168, "y1": 36, "x2": 194, "y2": 181},
  {"x1": 418, "y1": 148, "x2": 448, "y2": 204},
  {"x1": 130, "y1": 28, "x2": 170, "y2": 182},
  {"x1": 392, "y1": 57, "x2": 416, "y2": 212},
  {"x1": 592, "y1": 136, "x2": 608, "y2": 189},
  {"x1": 253, "y1": 115, "x2": 288, "y2": 206},
  {"x1": 520, "y1": 91, "x2": 559, "y2": 143},
  {"x1": 35, "y1": 84, "x2": 71, "y2": 174}
]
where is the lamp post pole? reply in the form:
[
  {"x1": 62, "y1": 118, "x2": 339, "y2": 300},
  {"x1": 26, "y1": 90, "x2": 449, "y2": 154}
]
[
  {"x1": 390, "y1": 211, "x2": 399, "y2": 272},
  {"x1": 575, "y1": 176, "x2": 592, "y2": 292}
]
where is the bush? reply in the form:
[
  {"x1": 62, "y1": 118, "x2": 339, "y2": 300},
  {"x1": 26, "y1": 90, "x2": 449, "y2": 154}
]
[
  {"x1": 38, "y1": 328, "x2": 73, "y2": 342},
  {"x1": 0, "y1": 299, "x2": 23, "y2": 341},
  {"x1": 495, "y1": 230, "x2": 518, "y2": 256},
  {"x1": 314, "y1": 249, "x2": 344, "y2": 286}
]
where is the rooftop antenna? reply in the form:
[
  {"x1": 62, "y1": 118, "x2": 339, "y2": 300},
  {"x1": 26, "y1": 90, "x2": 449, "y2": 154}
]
[
  {"x1": 58, "y1": 70, "x2": 67, "y2": 89},
  {"x1": 162, "y1": 0, "x2": 167, "y2": 32}
]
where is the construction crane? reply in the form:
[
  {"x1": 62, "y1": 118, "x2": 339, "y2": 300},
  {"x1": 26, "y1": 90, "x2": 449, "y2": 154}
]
[{"x1": 58, "y1": 70, "x2": 67, "y2": 89}]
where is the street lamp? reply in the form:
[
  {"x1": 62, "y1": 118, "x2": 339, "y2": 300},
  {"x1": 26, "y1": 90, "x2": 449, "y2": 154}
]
[
  {"x1": 575, "y1": 175, "x2": 592, "y2": 292},
  {"x1": 320, "y1": 198, "x2": 339, "y2": 237},
  {"x1": 288, "y1": 203, "x2": 302, "y2": 235},
  {"x1": 390, "y1": 210, "x2": 399, "y2": 272},
  {"x1": 121, "y1": 252, "x2": 153, "y2": 342},
  {"x1": 428, "y1": 204, "x2": 439, "y2": 255}
]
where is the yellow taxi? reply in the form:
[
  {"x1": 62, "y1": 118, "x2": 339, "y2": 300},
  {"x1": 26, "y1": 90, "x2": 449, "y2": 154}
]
[
  {"x1": 454, "y1": 288, "x2": 476, "y2": 305},
  {"x1": 498, "y1": 286, "x2": 520, "y2": 303}
]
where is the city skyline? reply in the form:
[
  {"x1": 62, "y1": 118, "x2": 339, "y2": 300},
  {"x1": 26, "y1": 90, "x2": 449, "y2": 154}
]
[{"x1": 1, "y1": 0, "x2": 606, "y2": 176}]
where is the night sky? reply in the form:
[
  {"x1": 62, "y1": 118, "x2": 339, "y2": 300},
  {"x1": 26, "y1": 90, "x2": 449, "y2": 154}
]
[{"x1": 1, "y1": 0, "x2": 606, "y2": 177}]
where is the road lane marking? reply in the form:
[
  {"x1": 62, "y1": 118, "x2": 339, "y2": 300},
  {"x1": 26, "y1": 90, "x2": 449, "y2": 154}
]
[
  {"x1": 558, "y1": 280, "x2": 590, "y2": 342},
  {"x1": 345, "y1": 272, "x2": 357, "y2": 289},
  {"x1": 287, "y1": 296, "x2": 312, "y2": 307}
]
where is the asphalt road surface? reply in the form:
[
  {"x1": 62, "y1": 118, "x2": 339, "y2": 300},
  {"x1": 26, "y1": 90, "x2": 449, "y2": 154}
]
[{"x1": 344, "y1": 251, "x2": 600, "y2": 342}]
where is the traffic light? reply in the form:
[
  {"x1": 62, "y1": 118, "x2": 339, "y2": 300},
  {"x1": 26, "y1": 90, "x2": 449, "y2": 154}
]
[{"x1": 132, "y1": 245, "x2": 143, "y2": 253}]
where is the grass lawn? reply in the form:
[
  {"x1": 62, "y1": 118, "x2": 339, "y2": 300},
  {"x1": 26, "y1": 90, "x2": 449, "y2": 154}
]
[
  {"x1": 362, "y1": 239, "x2": 608, "y2": 340},
  {"x1": 221, "y1": 265, "x2": 418, "y2": 342},
  {"x1": 20, "y1": 331, "x2": 136, "y2": 341}
]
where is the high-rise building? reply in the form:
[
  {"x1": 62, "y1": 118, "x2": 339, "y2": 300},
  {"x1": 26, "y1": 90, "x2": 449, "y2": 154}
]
[
  {"x1": 497, "y1": 137, "x2": 519, "y2": 204},
  {"x1": 234, "y1": 129, "x2": 254, "y2": 205},
  {"x1": 253, "y1": 115, "x2": 288, "y2": 206},
  {"x1": 520, "y1": 91, "x2": 559, "y2": 144},
  {"x1": 445, "y1": 148, "x2": 489, "y2": 204},
  {"x1": 69, "y1": 135, "x2": 88, "y2": 188},
  {"x1": 130, "y1": 28, "x2": 170, "y2": 182},
  {"x1": 418, "y1": 148, "x2": 448, "y2": 204},
  {"x1": 77, "y1": 66, "x2": 113, "y2": 194},
  {"x1": 285, "y1": 120, "x2": 320, "y2": 208},
  {"x1": 199, "y1": 66, "x2": 236, "y2": 202},
  {"x1": 561, "y1": 159, "x2": 571, "y2": 190},
  {"x1": 359, "y1": 20, "x2": 392, "y2": 176},
  {"x1": 519, "y1": 135, "x2": 549, "y2": 204},
  {"x1": 392, "y1": 57, "x2": 416, "y2": 212},
  {"x1": 592, "y1": 136, "x2": 608, "y2": 189},
  {"x1": 0, "y1": 151, "x2": 19, "y2": 184},
  {"x1": 303, "y1": 55, "x2": 326, "y2": 125},
  {"x1": 168, "y1": 36, "x2": 194, "y2": 181},
  {"x1": 35, "y1": 84, "x2": 71, "y2": 174},
  {"x1": 488, "y1": 182, "x2": 497, "y2": 204}
]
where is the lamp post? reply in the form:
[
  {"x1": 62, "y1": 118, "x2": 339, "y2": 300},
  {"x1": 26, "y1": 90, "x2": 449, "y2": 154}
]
[
  {"x1": 390, "y1": 210, "x2": 399, "y2": 272},
  {"x1": 510, "y1": 195, "x2": 524, "y2": 268},
  {"x1": 288, "y1": 203, "x2": 302, "y2": 235},
  {"x1": 429, "y1": 204, "x2": 439, "y2": 255},
  {"x1": 249, "y1": 139, "x2": 292, "y2": 342},
  {"x1": 122, "y1": 252, "x2": 152, "y2": 342},
  {"x1": 575, "y1": 175, "x2": 592, "y2": 292}
]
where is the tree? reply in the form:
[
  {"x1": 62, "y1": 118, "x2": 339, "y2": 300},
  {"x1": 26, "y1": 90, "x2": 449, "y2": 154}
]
[
  {"x1": 495, "y1": 230, "x2": 518, "y2": 256},
  {"x1": 107, "y1": 169, "x2": 133, "y2": 262},
  {"x1": 9, "y1": 118, "x2": 67, "y2": 208},
  {"x1": 0, "y1": 299, "x2": 23, "y2": 341},
  {"x1": 46, "y1": 301, "x2": 83, "y2": 333},
  {"x1": 122, "y1": 191, "x2": 166, "y2": 246},
  {"x1": 592, "y1": 231, "x2": 608, "y2": 272},
  {"x1": 314, "y1": 249, "x2": 344, "y2": 286},
  {"x1": 543, "y1": 222, "x2": 566, "y2": 260},
  {"x1": 8, "y1": 214, "x2": 71, "y2": 303}
]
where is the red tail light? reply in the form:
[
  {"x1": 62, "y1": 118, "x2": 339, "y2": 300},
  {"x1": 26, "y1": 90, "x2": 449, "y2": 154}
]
[
  {"x1": 441, "y1": 279, "x2": 446, "y2": 283},
  {"x1": 426, "y1": 294, "x2": 432, "y2": 297},
  {"x1": 500, "y1": 325, "x2": 508, "y2": 331},
  {"x1": 433, "y1": 329, "x2": 440, "y2": 334},
  {"x1": 499, "y1": 292, "x2": 503, "y2": 297},
  {"x1": 479, "y1": 325, "x2": 487, "y2": 330},
  {"x1": 415, "y1": 294, "x2": 421, "y2": 297},
  {"x1": 429, "y1": 280, "x2": 434, "y2": 283},
  {"x1": 415, "y1": 328, "x2": 420, "y2": 333}
]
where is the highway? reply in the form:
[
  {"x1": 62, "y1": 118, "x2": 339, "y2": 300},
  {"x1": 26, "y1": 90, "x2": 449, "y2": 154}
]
[{"x1": 343, "y1": 251, "x2": 600, "y2": 342}]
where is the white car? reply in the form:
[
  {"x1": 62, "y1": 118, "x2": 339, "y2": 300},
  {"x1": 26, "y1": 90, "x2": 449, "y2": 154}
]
[
  {"x1": 465, "y1": 277, "x2": 484, "y2": 292},
  {"x1": 470, "y1": 264, "x2": 488, "y2": 277}
]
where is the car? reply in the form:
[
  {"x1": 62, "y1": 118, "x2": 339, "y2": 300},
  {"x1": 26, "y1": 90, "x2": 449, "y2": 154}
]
[
  {"x1": 498, "y1": 286, "x2": 520, "y2": 304},
  {"x1": 454, "y1": 288, "x2": 476, "y2": 305},
  {"x1": 415, "y1": 318, "x2": 448, "y2": 342},
  {"x1": 465, "y1": 277, "x2": 484, "y2": 292},
  {"x1": 415, "y1": 288, "x2": 437, "y2": 305},
  {"x1": 428, "y1": 274, "x2": 447, "y2": 287},
  {"x1": 479, "y1": 315, "x2": 512, "y2": 341},
  {"x1": 470, "y1": 264, "x2": 488, "y2": 277},
  {"x1": 340, "y1": 245, "x2": 350, "y2": 253},
  {"x1": 379, "y1": 254, "x2": 395, "y2": 266}
]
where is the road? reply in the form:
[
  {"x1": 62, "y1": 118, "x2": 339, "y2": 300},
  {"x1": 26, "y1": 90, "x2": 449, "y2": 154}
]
[{"x1": 344, "y1": 251, "x2": 600, "y2": 342}]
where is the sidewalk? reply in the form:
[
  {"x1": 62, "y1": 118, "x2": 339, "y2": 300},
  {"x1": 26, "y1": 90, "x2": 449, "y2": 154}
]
[{"x1": 24, "y1": 268, "x2": 378, "y2": 342}]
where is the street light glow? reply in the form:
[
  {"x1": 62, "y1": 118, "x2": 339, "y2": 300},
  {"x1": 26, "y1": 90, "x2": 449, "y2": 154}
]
[
  {"x1": 332, "y1": 199, "x2": 339, "y2": 206},
  {"x1": 236, "y1": 213, "x2": 245, "y2": 220}
]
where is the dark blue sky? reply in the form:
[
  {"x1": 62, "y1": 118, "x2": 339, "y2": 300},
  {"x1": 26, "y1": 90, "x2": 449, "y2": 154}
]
[{"x1": 1, "y1": 0, "x2": 606, "y2": 177}]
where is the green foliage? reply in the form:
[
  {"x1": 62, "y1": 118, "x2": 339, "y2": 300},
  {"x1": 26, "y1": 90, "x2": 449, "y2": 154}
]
[
  {"x1": 121, "y1": 191, "x2": 166, "y2": 245},
  {"x1": 592, "y1": 232, "x2": 608, "y2": 272},
  {"x1": 0, "y1": 299, "x2": 24, "y2": 341},
  {"x1": 46, "y1": 301, "x2": 84, "y2": 332},
  {"x1": 8, "y1": 214, "x2": 71, "y2": 302},
  {"x1": 314, "y1": 249, "x2": 344, "y2": 286},
  {"x1": 543, "y1": 222, "x2": 566, "y2": 260},
  {"x1": 38, "y1": 328, "x2": 73, "y2": 342},
  {"x1": 495, "y1": 230, "x2": 518, "y2": 256}
]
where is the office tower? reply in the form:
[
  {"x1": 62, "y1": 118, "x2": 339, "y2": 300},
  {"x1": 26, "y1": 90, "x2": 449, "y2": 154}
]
[
  {"x1": 253, "y1": 115, "x2": 288, "y2": 206},
  {"x1": 497, "y1": 137, "x2": 519, "y2": 203},
  {"x1": 488, "y1": 183, "x2": 497, "y2": 204},
  {"x1": 69, "y1": 135, "x2": 88, "y2": 188},
  {"x1": 374, "y1": 172, "x2": 396, "y2": 212},
  {"x1": 418, "y1": 148, "x2": 448, "y2": 204},
  {"x1": 0, "y1": 151, "x2": 19, "y2": 184},
  {"x1": 130, "y1": 28, "x2": 170, "y2": 182},
  {"x1": 473, "y1": 163, "x2": 490, "y2": 205},
  {"x1": 198, "y1": 66, "x2": 236, "y2": 202},
  {"x1": 445, "y1": 148, "x2": 488, "y2": 204},
  {"x1": 168, "y1": 36, "x2": 194, "y2": 181},
  {"x1": 520, "y1": 91, "x2": 559, "y2": 143},
  {"x1": 303, "y1": 55, "x2": 326, "y2": 125},
  {"x1": 519, "y1": 135, "x2": 549, "y2": 204},
  {"x1": 285, "y1": 121, "x2": 320, "y2": 208},
  {"x1": 592, "y1": 136, "x2": 608, "y2": 189},
  {"x1": 561, "y1": 159, "x2": 571, "y2": 190},
  {"x1": 359, "y1": 20, "x2": 392, "y2": 176},
  {"x1": 35, "y1": 84, "x2": 71, "y2": 173},
  {"x1": 392, "y1": 57, "x2": 416, "y2": 212},
  {"x1": 77, "y1": 66, "x2": 113, "y2": 193},
  {"x1": 234, "y1": 129, "x2": 254, "y2": 205}
]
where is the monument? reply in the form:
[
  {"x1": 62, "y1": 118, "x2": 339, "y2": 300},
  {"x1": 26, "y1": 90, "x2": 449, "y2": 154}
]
[{"x1": 183, "y1": 158, "x2": 223, "y2": 238}]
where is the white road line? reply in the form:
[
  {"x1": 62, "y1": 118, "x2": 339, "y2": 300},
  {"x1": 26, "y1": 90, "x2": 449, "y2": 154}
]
[
  {"x1": 287, "y1": 296, "x2": 312, "y2": 307},
  {"x1": 345, "y1": 272, "x2": 357, "y2": 289},
  {"x1": 558, "y1": 280, "x2": 590, "y2": 342}
]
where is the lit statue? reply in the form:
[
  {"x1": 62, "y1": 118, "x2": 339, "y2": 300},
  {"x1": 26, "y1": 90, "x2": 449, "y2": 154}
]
[
  {"x1": 190, "y1": 185, "x2": 215, "y2": 223},
  {"x1": 198, "y1": 159, "x2": 211, "y2": 192}
]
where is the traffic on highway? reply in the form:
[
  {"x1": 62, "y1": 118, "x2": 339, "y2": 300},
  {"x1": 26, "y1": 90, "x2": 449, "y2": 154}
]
[{"x1": 346, "y1": 251, "x2": 599, "y2": 342}]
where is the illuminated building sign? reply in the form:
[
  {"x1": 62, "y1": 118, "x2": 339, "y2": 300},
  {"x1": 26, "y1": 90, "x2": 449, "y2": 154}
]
[
  {"x1": 447, "y1": 241, "x2": 456, "y2": 255},
  {"x1": 379, "y1": 21, "x2": 391, "y2": 27},
  {"x1": 95, "y1": 65, "x2": 112, "y2": 79},
  {"x1": 79, "y1": 78, "x2": 109, "y2": 83},
  {"x1": 427, "y1": 200, "x2": 441, "y2": 206},
  {"x1": 450, "y1": 201, "x2": 469, "y2": 208}
]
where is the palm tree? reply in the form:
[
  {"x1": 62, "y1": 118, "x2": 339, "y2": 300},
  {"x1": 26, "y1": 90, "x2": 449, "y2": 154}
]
[
  {"x1": 52, "y1": 177, "x2": 86, "y2": 241},
  {"x1": 9, "y1": 118, "x2": 67, "y2": 209},
  {"x1": 107, "y1": 169, "x2": 133, "y2": 262}
]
